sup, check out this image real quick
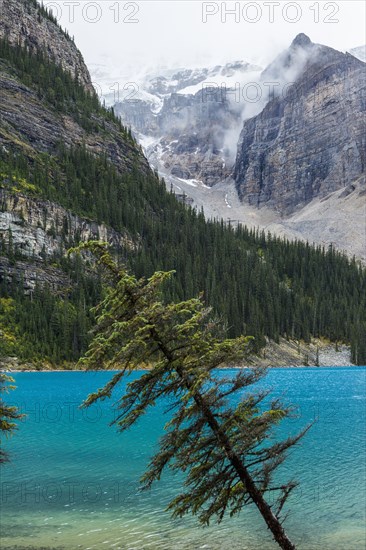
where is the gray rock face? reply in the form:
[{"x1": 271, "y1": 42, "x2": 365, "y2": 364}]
[
  {"x1": 0, "y1": 255, "x2": 71, "y2": 294},
  {"x1": 234, "y1": 35, "x2": 366, "y2": 214},
  {"x1": 0, "y1": 63, "x2": 150, "y2": 176},
  {"x1": 116, "y1": 100, "x2": 159, "y2": 136},
  {"x1": 0, "y1": 191, "x2": 135, "y2": 261},
  {"x1": 116, "y1": 90, "x2": 240, "y2": 186},
  {"x1": 155, "y1": 89, "x2": 240, "y2": 185},
  {"x1": 0, "y1": 0, "x2": 94, "y2": 92},
  {"x1": 291, "y1": 33, "x2": 312, "y2": 48},
  {"x1": 0, "y1": 0, "x2": 147, "y2": 294},
  {"x1": 113, "y1": 61, "x2": 262, "y2": 186}
]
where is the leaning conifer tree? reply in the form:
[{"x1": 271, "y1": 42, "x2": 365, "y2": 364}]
[{"x1": 75, "y1": 242, "x2": 309, "y2": 550}]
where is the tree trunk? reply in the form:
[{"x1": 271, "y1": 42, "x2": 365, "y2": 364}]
[
  {"x1": 155, "y1": 331, "x2": 296, "y2": 550},
  {"x1": 175, "y1": 364, "x2": 296, "y2": 550},
  {"x1": 191, "y1": 386, "x2": 296, "y2": 550}
]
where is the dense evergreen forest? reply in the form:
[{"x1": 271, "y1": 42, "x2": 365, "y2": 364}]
[{"x1": 0, "y1": 36, "x2": 365, "y2": 365}]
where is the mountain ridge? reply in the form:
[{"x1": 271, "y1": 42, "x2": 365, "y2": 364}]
[
  {"x1": 0, "y1": 0, "x2": 93, "y2": 92},
  {"x1": 234, "y1": 34, "x2": 366, "y2": 214}
]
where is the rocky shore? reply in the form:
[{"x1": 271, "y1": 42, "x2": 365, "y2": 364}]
[
  {"x1": 247, "y1": 337, "x2": 354, "y2": 368},
  {"x1": 0, "y1": 337, "x2": 355, "y2": 372}
]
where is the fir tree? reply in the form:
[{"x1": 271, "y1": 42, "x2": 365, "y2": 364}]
[{"x1": 77, "y1": 242, "x2": 310, "y2": 550}]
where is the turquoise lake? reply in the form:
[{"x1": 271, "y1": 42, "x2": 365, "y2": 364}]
[{"x1": 1, "y1": 368, "x2": 365, "y2": 550}]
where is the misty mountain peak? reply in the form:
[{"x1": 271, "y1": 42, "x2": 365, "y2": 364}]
[{"x1": 291, "y1": 33, "x2": 312, "y2": 48}]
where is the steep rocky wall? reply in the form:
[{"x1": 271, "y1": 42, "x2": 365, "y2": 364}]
[
  {"x1": 115, "y1": 88, "x2": 240, "y2": 186},
  {"x1": 0, "y1": 0, "x2": 151, "y2": 298},
  {"x1": 0, "y1": 0, "x2": 93, "y2": 92},
  {"x1": 0, "y1": 191, "x2": 135, "y2": 260},
  {"x1": 0, "y1": 67, "x2": 149, "y2": 176},
  {"x1": 234, "y1": 37, "x2": 366, "y2": 214},
  {"x1": 0, "y1": 255, "x2": 71, "y2": 293}
]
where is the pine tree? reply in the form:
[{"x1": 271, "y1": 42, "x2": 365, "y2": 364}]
[{"x1": 77, "y1": 242, "x2": 310, "y2": 550}]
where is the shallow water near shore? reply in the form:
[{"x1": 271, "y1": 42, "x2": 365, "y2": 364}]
[{"x1": 1, "y1": 368, "x2": 365, "y2": 549}]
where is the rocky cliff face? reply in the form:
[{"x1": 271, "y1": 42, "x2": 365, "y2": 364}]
[
  {"x1": 0, "y1": 255, "x2": 71, "y2": 294},
  {"x1": 112, "y1": 61, "x2": 261, "y2": 186},
  {"x1": 152, "y1": 89, "x2": 240, "y2": 185},
  {"x1": 116, "y1": 91, "x2": 238, "y2": 186},
  {"x1": 0, "y1": 61, "x2": 149, "y2": 176},
  {"x1": 0, "y1": 0, "x2": 93, "y2": 92},
  {"x1": 117, "y1": 100, "x2": 159, "y2": 136},
  {"x1": 234, "y1": 35, "x2": 366, "y2": 214},
  {"x1": 0, "y1": 189, "x2": 135, "y2": 292},
  {"x1": 0, "y1": 190, "x2": 134, "y2": 260},
  {"x1": 0, "y1": 0, "x2": 148, "y2": 293}
]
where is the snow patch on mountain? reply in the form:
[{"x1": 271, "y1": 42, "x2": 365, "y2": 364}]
[{"x1": 348, "y1": 45, "x2": 366, "y2": 62}]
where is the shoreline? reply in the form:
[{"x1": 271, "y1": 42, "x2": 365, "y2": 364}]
[
  {"x1": 2, "y1": 364, "x2": 362, "y2": 373},
  {"x1": 1, "y1": 337, "x2": 358, "y2": 372}
]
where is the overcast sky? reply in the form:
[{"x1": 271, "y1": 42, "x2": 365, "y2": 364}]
[{"x1": 46, "y1": 1, "x2": 365, "y2": 86}]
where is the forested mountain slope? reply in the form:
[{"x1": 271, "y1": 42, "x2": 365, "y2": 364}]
[{"x1": 0, "y1": 0, "x2": 365, "y2": 365}]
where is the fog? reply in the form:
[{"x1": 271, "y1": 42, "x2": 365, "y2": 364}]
[{"x1": 47, "y1": 0, "x2": 366, "y2": 89}]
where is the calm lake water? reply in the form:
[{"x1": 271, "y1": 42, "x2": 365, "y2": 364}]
[{"x1": 1, "y1": 368, "x2": 365, "y2": 550}]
